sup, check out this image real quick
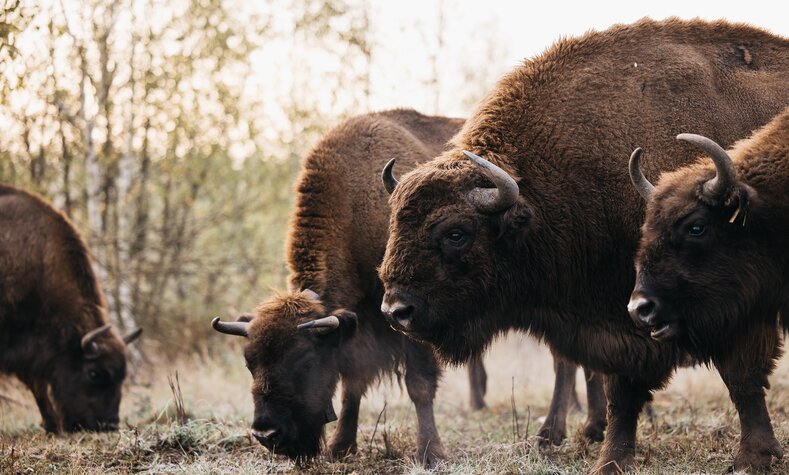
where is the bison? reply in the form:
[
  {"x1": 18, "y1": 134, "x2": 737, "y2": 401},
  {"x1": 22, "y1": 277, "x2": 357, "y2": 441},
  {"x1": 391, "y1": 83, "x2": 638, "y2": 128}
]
[
  {"x1": 211, "y1": 109, "x2": 605, "y2": 466},
  {"x1": 378, "y1": 19, "x2": 789, "y2": 473},
  {"x1": 0, "y1": 184, "x2": 142, "y2": 433},
  {"x1": 627, "y1": 107, "x2": 789, "y2": 468}
]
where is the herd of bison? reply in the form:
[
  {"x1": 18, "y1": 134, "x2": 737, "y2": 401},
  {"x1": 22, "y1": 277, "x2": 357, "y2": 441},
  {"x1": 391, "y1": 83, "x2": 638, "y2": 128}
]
[{"x1": 2, "y1": 17, "x2": 789, "y2": 474}]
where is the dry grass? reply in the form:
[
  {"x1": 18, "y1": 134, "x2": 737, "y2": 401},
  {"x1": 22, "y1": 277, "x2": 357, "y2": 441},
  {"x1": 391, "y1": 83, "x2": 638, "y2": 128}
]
[{"x1": 2, "y1": 333, "x2": 789, "y2": 474}]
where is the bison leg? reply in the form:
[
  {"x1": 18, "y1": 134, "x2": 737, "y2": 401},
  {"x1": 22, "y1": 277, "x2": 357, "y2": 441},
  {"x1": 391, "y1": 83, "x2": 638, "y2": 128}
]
[
  {"x1": 327, "y1": 379, "x2": 368, "y2": 458},
  {"x1": 405, "y1": 341, "x2": 446, "y2": 468},
  {"x1": 25, "y1": 378, "x2": 60, "y2": 433},
  {"x1": 590, "y1": 375, "x2": 653, "y2": 475},
  {"x1": 537, "y1": 351, "x2": 576, "y2": 447},
  {"x1": 715, "y1": 324, "x2": 783, "y2": 471},
  {"x1": 467, "y1": 355, "x2": 488, "y2": 410},
  {"x1": 581, "y1": 366, "x2": 607, "y2": 443}
]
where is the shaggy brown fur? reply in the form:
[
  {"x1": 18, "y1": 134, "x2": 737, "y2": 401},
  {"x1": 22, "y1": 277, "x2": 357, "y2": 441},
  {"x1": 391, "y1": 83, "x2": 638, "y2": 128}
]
[
  {"x1": 379, "y1": 18, "x2": 789, "y2": 474},
  {"x1": 214, "y1": 109, "x2": 604, "y2": 466},
  {"x1": 630, "y1": 108, "x2": 789, "y2": 469},
  {"x1": 0, "y1": 184, "x2": 138, "y2": 432}
]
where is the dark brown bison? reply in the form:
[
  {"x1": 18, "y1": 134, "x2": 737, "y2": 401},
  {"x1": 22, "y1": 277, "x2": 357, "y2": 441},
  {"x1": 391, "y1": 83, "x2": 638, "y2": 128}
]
[
  {"x1": 0, "y1": 184, "x2": 142, "y2": 433},
  {"x1": 378, "y1": 19, "x2": 789, "y2": 473},
  {"x1": 211, "y1": 109, "x2": 604, "y2": 466},
  {"x1": 627, "y1": 107, "x2": 789, "y2": 468}
]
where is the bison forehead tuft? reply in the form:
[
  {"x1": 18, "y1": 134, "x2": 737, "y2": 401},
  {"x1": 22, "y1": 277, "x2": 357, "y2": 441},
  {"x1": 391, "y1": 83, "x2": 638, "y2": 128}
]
[{"x1": 246, "y1": 293, "x2": 326, "y2": 359}]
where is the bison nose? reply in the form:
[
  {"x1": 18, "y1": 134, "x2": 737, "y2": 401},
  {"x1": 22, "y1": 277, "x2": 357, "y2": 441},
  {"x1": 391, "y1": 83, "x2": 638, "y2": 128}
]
[
  {"x1": 251, "y1": 426, "x2": 281, "y2": 446},
  {"x1": 628, "y1": 295, "x2": 659, "y2": 326},
  {"x1": 381, "y1": 296, "x2": 414, "y2": 330}
]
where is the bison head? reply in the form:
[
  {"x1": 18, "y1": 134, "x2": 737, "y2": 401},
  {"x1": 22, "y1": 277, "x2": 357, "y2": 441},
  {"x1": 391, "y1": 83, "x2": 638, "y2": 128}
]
[
  {"x1": 627, "y1": 136, "x2": 767, "y2": 354},
  {"x1": 50, "y1": 322, "x2": 142, "y2": 432},
  {"x1": 379, "y1": 150, "x2": 532, "y2": 363},
  {"x1": 212, "y1": 289, "x2": 357, "y2": 459}
]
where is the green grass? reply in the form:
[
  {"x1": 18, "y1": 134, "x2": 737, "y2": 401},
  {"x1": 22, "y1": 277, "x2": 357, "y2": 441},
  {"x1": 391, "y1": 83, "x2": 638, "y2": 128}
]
[{"x1": 2, "y1": 334, "x2": 789, "y2": 474}]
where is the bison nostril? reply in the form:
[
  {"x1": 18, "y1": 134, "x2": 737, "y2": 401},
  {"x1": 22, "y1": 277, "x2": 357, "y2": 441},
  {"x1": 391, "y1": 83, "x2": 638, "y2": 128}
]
[
  {"x1": 636, "y1": 300, "x2": 656, "y2": 319},
  {"x1": 390, "y1": 303, "x2": 414, "y2": 326},
  {"x1": 628, "y1": 296, "x2": 658, "y2": 324}
]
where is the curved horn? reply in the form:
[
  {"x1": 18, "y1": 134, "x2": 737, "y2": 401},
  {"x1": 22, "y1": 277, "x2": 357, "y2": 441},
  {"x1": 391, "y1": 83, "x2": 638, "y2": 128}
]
[
  {"x1": 211, "y1": 317, "x2": 249, "y2": 337},
  {"x1": 676, "y1": 133, "x2": 736, "y2": 198},
  {"x1": 381, "y1": 158, "x2": 399, "y2": 195},
  {"x1": 628, "y1": 148, "x2": 655, "y2": 200},
  {"x1": 463, "y1": 150, "x2": 519, "y2": 213},
  {"x1": 81, "y1": 323, "x2": 112, "y2": 355},
  {"x1": 123, "y1": 328, "x2": 143, "y2": 345},
  {"x1": 297, "y1": 315, "x2": 340, "y2": 331},
  {"x1": 301, "y1": 288, "x2": 321, "y2": 302}
]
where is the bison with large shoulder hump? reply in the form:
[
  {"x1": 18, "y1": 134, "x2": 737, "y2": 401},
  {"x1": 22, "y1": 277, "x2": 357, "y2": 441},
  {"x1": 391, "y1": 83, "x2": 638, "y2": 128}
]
[
  {"x1": 627, "y1": 108, "x2": 789, "y2": 468},
  {"x1": 0, "y1": 184, "x2": 141, "y2": 432},
  {"x1": 378, "y1": 19, "x2": 789, "y2": 473},
  {"x1": 212, "y1": 109, "x2": 605, "y2": 466}
]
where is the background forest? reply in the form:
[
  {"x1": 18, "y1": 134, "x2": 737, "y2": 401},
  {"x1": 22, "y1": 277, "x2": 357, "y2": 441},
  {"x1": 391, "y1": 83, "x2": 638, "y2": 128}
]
[{"x1": 0, "y1": 0, "x2": 505, "y2": 355}]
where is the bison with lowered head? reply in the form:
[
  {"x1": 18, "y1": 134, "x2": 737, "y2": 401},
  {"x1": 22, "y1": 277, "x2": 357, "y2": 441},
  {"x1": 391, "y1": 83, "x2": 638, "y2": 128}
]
[
  {"x1": 628, "y1": 108, "x2": 789, "y2": 468},
  {"x1": 212, "y1": 109, "x2": 604, "y2": 466},
  {"x1": 0, "y1": 184, "x2": 141, "y2": 432},
  {"x1": 378, "y1": 19, "x2": 789, "y2": 473}
]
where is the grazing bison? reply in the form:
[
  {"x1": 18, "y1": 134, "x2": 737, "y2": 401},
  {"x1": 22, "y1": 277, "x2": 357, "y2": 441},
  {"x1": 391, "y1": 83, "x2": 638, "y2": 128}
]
[
  {"x1": 378, "y1": 19, "x2": 789, "y2": 473},
  {"x1": 0, "y1": 184, "x2": 142, "y2": 432},
  {"x1": 211, "y1": 109, "x2": 604, "y2": 466},
  {"x1": 627, "y1": 108, "x2": 789, "y2": 467}
]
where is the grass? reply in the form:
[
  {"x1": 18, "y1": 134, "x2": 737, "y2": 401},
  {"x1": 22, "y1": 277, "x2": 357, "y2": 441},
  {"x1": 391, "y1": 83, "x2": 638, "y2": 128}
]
[{"x1": 2, "y1": 334, "x2": 789, "y2": 474}]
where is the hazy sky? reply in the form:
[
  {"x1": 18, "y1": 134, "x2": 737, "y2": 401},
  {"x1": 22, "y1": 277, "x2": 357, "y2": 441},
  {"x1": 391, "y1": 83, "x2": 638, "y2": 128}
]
[{"x1": 363, "y1": 0, "x2": 788, "y2": 117}]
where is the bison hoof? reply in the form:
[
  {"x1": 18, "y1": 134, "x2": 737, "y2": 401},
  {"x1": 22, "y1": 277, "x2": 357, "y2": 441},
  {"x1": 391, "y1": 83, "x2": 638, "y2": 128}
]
[
  {"x1": 469, "y1": 397, "x2": 487, "y2": 411},
  {"x1": 590, "y1": 451, "x2": 634, "y2": 474},
  {"x1": 415, "y1": 442, "x2": 446, "y2": 468},
  {"x1": 536, "y1": 426, "x2": 566, "y2": 448},
  {"x1": 581, "y1": 419, "x2": 606, "y2": 443},
  {"x1": 731, "y1": 435, "x2": 783, "y2": 471},
  {"x1": 328, "y1": 440, "x2": 357, "y2": 459}
]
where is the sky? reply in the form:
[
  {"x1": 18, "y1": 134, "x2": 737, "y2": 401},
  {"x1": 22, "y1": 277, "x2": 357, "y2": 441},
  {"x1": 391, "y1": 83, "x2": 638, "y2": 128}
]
[{"x1": 363, "y1": 0, "x2": 789, "y2": 117}]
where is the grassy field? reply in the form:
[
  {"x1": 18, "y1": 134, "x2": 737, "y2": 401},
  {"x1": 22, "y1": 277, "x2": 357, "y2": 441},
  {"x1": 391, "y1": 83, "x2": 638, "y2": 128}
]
[{"x1": 2, "y1": 333, "x2": 789, "y2": 474}]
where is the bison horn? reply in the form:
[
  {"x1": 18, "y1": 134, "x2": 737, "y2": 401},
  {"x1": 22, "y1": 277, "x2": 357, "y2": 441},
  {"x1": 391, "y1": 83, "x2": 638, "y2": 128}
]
[
  {"x1": 382, "y1": 158, "x2": 399, "y2": 195},
  {"x1": 628, "y1": 148, "x2": 655, "y2": 200},
  {"x1": 676, "y1": 133, "x2": 736, "y2": 199},
  {"x1": 297, "y1": 315, "x2": 340, "y2": 331},
  {"x1": 301, "y1": 288, "x2": 321, "y2": 302},
  {"x1": 211, "y1": 317, "x2": 249, "y2": 337},
  {"x1": 123, "y1": 328, "x2": 143, "y2": 345},
  {"x1": 81, "y1": 323, "x2": 112, "y2": 356},
  {"x1": 463, "y1": 150, "x2": 519, "y2": 213}
]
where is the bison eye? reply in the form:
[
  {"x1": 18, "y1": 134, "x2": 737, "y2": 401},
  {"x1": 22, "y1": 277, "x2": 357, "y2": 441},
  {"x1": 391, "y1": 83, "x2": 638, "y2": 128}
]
[
  {"x1": 688, "y1": 223, "x2": 706, "y2": 237},
  {"x1": 87, "y1": 370, "x2": 100, "y2": 381},
  {"x1": 445, "y1": 230, "x2": 467, "y2": 247}
]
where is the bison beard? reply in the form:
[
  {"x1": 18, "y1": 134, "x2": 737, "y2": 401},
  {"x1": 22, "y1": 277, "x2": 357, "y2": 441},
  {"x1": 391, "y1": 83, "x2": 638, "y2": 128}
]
[{"x1": 379, "y1": 19, "x2": 789, "y2": 474}]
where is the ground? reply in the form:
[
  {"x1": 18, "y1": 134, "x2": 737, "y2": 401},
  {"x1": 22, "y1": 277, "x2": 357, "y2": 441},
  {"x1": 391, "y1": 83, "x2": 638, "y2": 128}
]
[{"x1": 2, "y1": 333, "x2": 789, "y2": 474}]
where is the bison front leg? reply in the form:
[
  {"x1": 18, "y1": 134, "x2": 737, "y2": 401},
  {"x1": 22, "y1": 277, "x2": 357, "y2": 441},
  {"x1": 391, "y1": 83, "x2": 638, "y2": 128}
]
[
  {"x1": 327, "y1": 379, "x2": 367, "y2": 458},
  {"x1": 24, "y1": 378, "x2": 60, "y2": 433},
  {"x1": 467, "y1": 355, "x2": 488, "y2": 410},
  {"x1": 715, "y1": 324, "x2": 783, "y2": 472},
  {"x1": 405, "y1": 341, "x2": 446, "y2": 468},
  {"x1": 581, "y1": 367, "x2": 607, "y2": 443},
  {"x1": 590, "y1": 375, "x2": 652, "y2": 475},
  {"x1": 537, "y1": 351, "x2": 577, "y2": 447}
]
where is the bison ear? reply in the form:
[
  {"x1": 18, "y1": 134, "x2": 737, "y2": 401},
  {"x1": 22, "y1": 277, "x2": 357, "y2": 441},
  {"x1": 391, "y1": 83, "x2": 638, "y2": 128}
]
[
  {"x1": 236, "y1": 313, "x2": 255, "y2": 323},
  {"x1": 332, "y1": 309, "x2": 358, "y2": 341},
  {"x1": 492, "y1": 197, "x2": 534, "y2": 239}
]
